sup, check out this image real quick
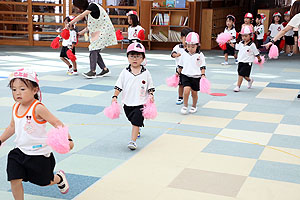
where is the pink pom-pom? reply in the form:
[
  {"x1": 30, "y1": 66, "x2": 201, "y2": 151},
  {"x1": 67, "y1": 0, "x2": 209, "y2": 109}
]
[
  {"x1": 200, "y1": 77, "x2": 211, "y2": 94},
  {"x1": 254, "y1": 55, "x2": 265, "y2": 69},
  {"x1": 104, "y1": 101, "x2": 121, "y2": 119},
  {"x1": 67, "y1": 49, "x2": 77, "y2": 61},
  {"x1": 269, "y1": 44, "x2": 279, "y2": 59},
  {"x1": 50, "y1": 37, "x2": 60, "y2": 49},
  {"x1": 216, "y1": 32, "x2": 232, "y2": 45},
  {"x1": 61, "y1": 29, "x2": 70, "y2": 40},
  {"x1": 46, "y1": 126, "x2": 70, "y2": 154},
  {"x1": 142, "y1": 98, "x2": 157, "y2": 119},
  {"x1": 166, "y1": 74, "x2": 179, "y2": 87}
]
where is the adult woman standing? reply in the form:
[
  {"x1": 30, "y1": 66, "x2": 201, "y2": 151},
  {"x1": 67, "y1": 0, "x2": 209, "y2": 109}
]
[
  {"x1": 69, "y1": 0, "x2": 117, "y2": 78},
  {"x1": 265, "y1": 1, "x2": 300, "y2": 98}
]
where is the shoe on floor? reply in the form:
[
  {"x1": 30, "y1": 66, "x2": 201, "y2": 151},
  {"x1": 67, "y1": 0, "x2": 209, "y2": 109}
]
[
  {"x1": 56, "y1": 170, "x2": 69, "y2": 194},
  {"x1": 280, "y1": 50, "x2": 285, "y2": 54},
  {"x1": 181, "y1": 106, "x2": 188, "y2": 114},
  {"x1": 96, "y1": 68, "x2": 111, "y2": 77},
  {"x1": 288, "y1": 52, "x2": 293, "y2": 57},
  {"x1": 189, "y1": 107, "x2": 197, "y2": 113},
  {"x1": 235, "y1": 59, "x2": 238, "y2": 64},
  {"x1": 82, "y1": 71, "x2": 96, "y2": 79},
  {"x1": 247, "y1": 78, "x2": 254, "y2": 89},
  {"x1": 67, "y1": 71, "x2": 78, "y2": 76},
  {"x1": 176, "y1": 98, "x2": 183, "y2": 105},
  {"x1": 221, "y1": 61, "x2": 229, "y2": 65},
  {"x1": 67, "y1": 68, "x2": 72, "y2": 74},
  {"x1": 233, "y1": 86, "x2": 240, "y2": 92},
  {"x1": 128, "y1": 141, "x2": 137, "y2": 150},
  {"x1": 297, "y1": 94, "x2": 300, "y2": 98}
]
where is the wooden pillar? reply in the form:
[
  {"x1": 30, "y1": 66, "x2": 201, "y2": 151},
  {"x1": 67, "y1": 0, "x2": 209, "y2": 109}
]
[
  {"x1": 63, "y1": 0, "x2": 66, "y2": 19},
  {"x1": 69, "y1": 0, "x2": 72, "y2": 15},
  {"x1": 28, "y1": 0, "x2": 33, "y2": 46}
]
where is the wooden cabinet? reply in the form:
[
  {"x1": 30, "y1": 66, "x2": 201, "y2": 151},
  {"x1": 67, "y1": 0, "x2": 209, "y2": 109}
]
[{"x1": 200, "y1": 6, "x2": 244, "y2": 50}]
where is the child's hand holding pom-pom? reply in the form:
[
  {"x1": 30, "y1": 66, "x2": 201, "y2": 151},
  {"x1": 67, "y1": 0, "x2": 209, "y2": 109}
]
[
  {"x1": 47, "y1": 126, "x2": 70, "y2": 154},
  {"x1": 61, "y1": 29, "x2": 70, "y2": 40},
  {"x1": 50, "y1": 37, "x2": 60, "y2": 49},
  {"x1": 268, "y1": 44, "x2": 279, "y2": 59},
  {"x1": 216, "y1": 32, "x2": 232, "y2": 45},
  {"x1": 104, "y1": 101, "x2": 121, "y2": 119},
  {"x1": 254, "y1": 55, "x2": 265, "y2": 69},
  {"x1": 142, "y1": 97, "x2": 157, "y2": 119},
  {"x1": 166, "y1": 74, "x2": 179, "y2": 87}
]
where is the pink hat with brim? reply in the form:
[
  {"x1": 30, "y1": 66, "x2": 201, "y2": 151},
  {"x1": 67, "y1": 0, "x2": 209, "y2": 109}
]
[
  {"x1": 127, "y1": 42, "x2": 145, "y2": 54},
  {"x1": 186, "y1": 32, "x2": 199, "y2": 44},
  {"x1": 240, "y1": 26, "x2": 252, "y2": 35},
  {"x1": 8, "y1": 68, "x2": 39, "y2": 84}
]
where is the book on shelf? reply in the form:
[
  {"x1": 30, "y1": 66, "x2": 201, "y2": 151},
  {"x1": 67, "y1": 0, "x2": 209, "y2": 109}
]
[
  {"x1": 158, "y1": 13, "x2": 164, "y2": 25},
  {"x1": 152, "y1": 13, "x2": 158, "y2": 25},
  {"x1": 175, "y1": 0, "x2": 186, "y2": 8},
  {"x1": 183, "y1": 16, "x2": 188, "y2": 26},
  {"x1": 163, "y1": 13, "x2": 170, "y2": 25},
  {"x1": 179, "y1": 16, "x2": 184, "y2": 26},
  {"x1": 166, "y1": 0, "x2": 175, "y2": 8}
]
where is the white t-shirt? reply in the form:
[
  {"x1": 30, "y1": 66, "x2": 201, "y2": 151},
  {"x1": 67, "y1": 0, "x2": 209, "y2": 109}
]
[
  {"x1": 171, "y1": 44, "x2": 185, "y2": 66},
  {"x1": 254, "y1": 24, "x2": 264, "y2": 40},
  {"x1": 128, "y1": 25, "x2": 144, "y2": 40},
  {"x1": 178, "y1": 50, "x2": 206, "y2": 78},
  {"x1": 224, "y1": 27, "x2": 236, "y2": 43},
  {"x1": 62, "y1": 29, "x2": 77, "y2": 47},
  {"x1": 13, "y1": 100, "x2": 52, "y2": 156},
  {"x1": 115, "y1": 66, "x2": 155, "y2": 106},
  {"x1": 288, "y1": 13, "x2": 300, "y2": 38},
  {"x1": 236, "y1": 41, "x2": 260, "y2": 63},
  {"x1": 269, "y1": 23, "x2": 284, "y2": 38}
]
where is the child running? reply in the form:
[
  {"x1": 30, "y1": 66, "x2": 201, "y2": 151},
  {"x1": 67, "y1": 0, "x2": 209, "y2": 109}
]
[
  {"x1": 254, "y1": 14, "x2": 265, "y2": 49},
  {"x1": 234, "y1": 26, "x2": 262, "y2": 92},
  {"x1": 0, "y1": 68, "x2": 74, "y2": 199},
  {"x1": 283, "y1": 11, "x2": 295, "y2": 56},
  {"x1": 122, "y1": 10, "x2": 145, "y2": 43},
  {"x1": 171, "y1": 27, "x2": 193, "y2": 105},
  {"x1": 268, "y1": 12, "x2": 284, "y2": 50},
  {"x1": 222, "y1": 15, "x2": 238, "y2": 65},
  {"x1": 178, "y1": 32, "x2": 206, "y2": 114},
  {"x1": 60, "y1": 16, "x2": 78, "y2": 75},
  {"x1": 113, "y1": 43, "x2": 155, "y2": 150}
]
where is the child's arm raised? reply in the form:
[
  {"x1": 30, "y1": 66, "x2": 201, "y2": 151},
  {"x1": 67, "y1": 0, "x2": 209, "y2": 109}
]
[
  {"x1": 0, "y1": 115, "x2": 15, "y2": 146},
  {"x1": 35, "y1": 104, "x2": 74, "y2": 150}
]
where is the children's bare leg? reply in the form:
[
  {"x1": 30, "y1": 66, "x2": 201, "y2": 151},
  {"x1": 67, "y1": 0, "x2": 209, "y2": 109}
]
[
  {"x1": 178, "y1": 85, "x2": 183, "y2": 98},
  {"x1": 183, "y1": 86, "x2": 191, "y2": 107},
  {"x1": 237, "y1": 76, "x2": 243, "y2": 87},
  {"x1": 48, "y1": 174, "x2": 62, "y2": 186},
  {"x1": 11, "y1": 179, "x2": 24, "y2": 200},
  {"x1": 131, "y1": 125, "x2": 139, "y2": 142},
  {"x1": 244, "y1": 76, "x2": 250, "y2": 82},
  {"x1": 224, "y1": 53, "x2": 228, "y2": 62},
  {"x1": 60, "y1": 57, "x2": 71, "y2": 67},
  {"x1": 71, "y1": 61, "x2": 77, "y2": 71},
  {"x1": 191, "y1": 90, "x2": 198, "y2": 108}
]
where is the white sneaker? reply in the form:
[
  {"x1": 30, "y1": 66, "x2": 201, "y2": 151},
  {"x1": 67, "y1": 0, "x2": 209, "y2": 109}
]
[
  {"x1": 56, "y1": 170, "x2": 69, "y2": 194},
  {"x1": 181, "y1": 106, "x2": 188, "y2": 114},
  {"x1": 233, "y1": 86, "x2": 240, "y2": 92},
  {"x1": 221, "y1": 61, "x2": 229, "y2": 65},
  {"x1": 247, "y1": 78, "x2": 254, "y2": 89},
  {"x1": 280, "y1": 50, "x2": 285, "y2": 54},
  {"x1": 235, "y1": 60, "x2": 239, "y2": 64},
  {"x1": 72, "y1": 71, "x2": 78, "y2": 75},
  {"x1": 176, "y1": 98, "x2": 183, "y2": 105},
  {"x1": 189, "y1": 107, "x2": 197, "y2": 113},
  {"x1": 288, "y1": 52, "x2": 293, "y2": 57},
  {"x1": 67, "y1": 68, "x2": 72, "y2": 73},
  {"x1": 128, "y1": 141, "x2": 137, "y2": 150}
]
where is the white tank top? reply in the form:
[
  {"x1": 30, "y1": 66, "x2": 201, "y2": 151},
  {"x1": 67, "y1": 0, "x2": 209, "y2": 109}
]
[{"x1": 13, "y1": 100, "x2": 52, "y2": 156}]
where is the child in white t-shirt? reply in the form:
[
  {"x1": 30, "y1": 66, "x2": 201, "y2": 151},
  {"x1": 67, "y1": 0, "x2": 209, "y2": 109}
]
[
  {"x1": 60, "y1": 16, "x2": 78, "y2": 75},
  {"x1": 268, "y1": 12, "x2": 284, "y2": 50},
  {"x1": 0, "y1": 69, "x2": 74, "y2": 199},
  {"x1": 113, "y1": 43, "x2": 154, "y2": 150},
  {"x1": 254, "y1": 14, "x2": 265, "y2": 49},
  {"x1": 222, "y1": 15, "x2": 238, "y2": 65},
  {"x1": 171, "y1": 27, "x2": 193, "y2": 105},
  {"x1": 178, "y1": 32, "x2": 206, "y2": 114},
  {"x1": 234, "y1": 26, "x2": 262, "y2": 92},
  {"x1": 122, "y1": 10, "x2": 145, "y2": 44},
  {"x1": 283, "y1": 11, "x2": 295, "y2": 56}
]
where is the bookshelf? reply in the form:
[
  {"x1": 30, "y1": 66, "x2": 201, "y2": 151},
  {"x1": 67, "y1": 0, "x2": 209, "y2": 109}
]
[{"x1": 148, "y1": 5, "x2": 190, "y2": 50}]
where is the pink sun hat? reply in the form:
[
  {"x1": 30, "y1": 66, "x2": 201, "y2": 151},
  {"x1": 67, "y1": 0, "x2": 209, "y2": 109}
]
[
  {"x1": 240, "y1": 26, "x2": 252, "y2": 35},
  {"x1": 186, "y1": 32, "x2": 199, "y2": 44},
  {"x1": 127, "y1": 42, "x2": 145, "y2": 54},
  {"x1": 8, "y1": 68, "x2": 39, "y2": 84}
]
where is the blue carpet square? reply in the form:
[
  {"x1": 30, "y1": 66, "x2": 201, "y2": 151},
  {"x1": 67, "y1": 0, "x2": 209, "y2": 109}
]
[
  {"x1": 40, "y1": 86, "x2": 72, "y2": 94},
  {"x1": 21, "y1": 173, "x2": 100, "y2": 199},
  {"x1": 267, "y1": 82, "x2": 300, "y2": 90},
  {"x1": 268, "y1": 134, "x2": 300, "y2": 149},
  {"x1": 226, "y1": 120, "x2": 278, "y2": 133},
  {"x1": 58, "y1": 104, "x2": 104, "y2": 115},
  {"x1": 78, "y1": 84, "x2": 114, "y2": 91},
  {"x1": 250, "y1": 160, "x2": 300, "y2": 184},
  {"x1": 202, "y1": 140, "x2": 264, "y2": 159}
]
